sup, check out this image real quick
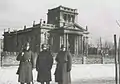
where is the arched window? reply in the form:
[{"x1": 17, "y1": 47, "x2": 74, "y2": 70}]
[
  {"x1": 63, "y1": 14, "x2": 67, "y2": 21},
  {"x1": 71, "y1": 15, "x2": 75, "y2": 22},
  {"x1": 68, "y1": 15, "x2": 71, "y2": 22}
]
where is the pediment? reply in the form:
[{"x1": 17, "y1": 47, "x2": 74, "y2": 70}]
[{"x1": 63, "y1": 23, "x2": 86, "y2": 31}]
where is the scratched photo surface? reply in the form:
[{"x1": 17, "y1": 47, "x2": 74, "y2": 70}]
[{"x1": 0, "y1": 0, "x2": 120, "y2": 84}]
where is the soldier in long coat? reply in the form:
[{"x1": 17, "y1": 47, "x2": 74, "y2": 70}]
[
  {"x1": 54, "y1": 45, "x2": 72, "y2": 84},
  {"x1": 16, "y1": 42, "x2": 34, "y2": 84},
  {"x1": 36, "y1": 44, "x2": 53, "y2": 84}
]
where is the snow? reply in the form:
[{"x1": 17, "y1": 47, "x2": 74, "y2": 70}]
[{"x1": 0, "y1": 64, "x2": 115, "y2": 84}]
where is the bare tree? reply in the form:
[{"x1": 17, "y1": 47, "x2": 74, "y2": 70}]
[
  {"x1": 116, "y1": 20, "x2": 120, "y2": 27},
  {"x1": 96, "y1": 37, "x2": 103, "y2": 55},
  {"x1": 102, "y1": 41, "x2": 114, "y2": 56}
]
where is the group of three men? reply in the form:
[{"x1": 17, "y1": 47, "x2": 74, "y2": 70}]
[{"x1": 16, "y1": 42, "x2": 72, "y2": 84}]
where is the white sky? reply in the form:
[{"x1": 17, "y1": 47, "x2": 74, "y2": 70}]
[{"x1": 0, "y1": 0, "x2": 120, "y2": 44}]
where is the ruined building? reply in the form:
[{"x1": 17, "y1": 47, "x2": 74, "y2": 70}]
[{"x1": 3, "y1": 6, "x2": 89, "y2": 55}]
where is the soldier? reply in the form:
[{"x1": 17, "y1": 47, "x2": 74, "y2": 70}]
[
  {"x1": 54, "y1": 45, "x2": 72, "y2": 84},
  {"x1": 16, "y1": 42, "x2": 34, "y2": 84},
  {"x1": 36, "y1": 44, "x2": 53, "y2": 84}
]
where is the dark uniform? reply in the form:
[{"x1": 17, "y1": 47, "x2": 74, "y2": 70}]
[
  {"x1": 36, "y1": 49, "x2": 53, "y2": 84},
  {"x1": 16, "y1": 49, "x2": 34, "y2": 84},
  {"x1": 54, "y1": 50, "x2": 72, "y2": 84}
]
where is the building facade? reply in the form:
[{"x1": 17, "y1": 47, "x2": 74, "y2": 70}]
[{"x1": 3, "y1": 6, "x2": 89, "y2": 55}]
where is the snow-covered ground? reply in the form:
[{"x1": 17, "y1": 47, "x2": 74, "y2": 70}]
[{"x1": 0, "y1": 64, "x2": 115, "y2": 84}]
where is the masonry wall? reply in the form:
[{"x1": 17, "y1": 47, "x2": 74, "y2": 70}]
[
  {"x1": 3, "y1": 33, "x2": 17, "y2": 52},
  {"x1": 3, "y1": 27, "x2": 41, "y2": 52},
  {"x1": 47, "y1": 8, "x2": 60, "y2": 27},
  {"x1": 51, "y1": 33, "x2": 60, "y2": 53},
  {"x1": 0, "y1": 52, "x2": 115, "y2": 66},
  {"x1": 40, "y1": 28, "x2": 51, "y2": 51}
]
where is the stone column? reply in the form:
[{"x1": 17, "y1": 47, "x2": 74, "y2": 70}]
[
  {"x1": 60, "y1": 35, "x2": 62, "y2": 48},
  {"x1": 84, "y1": 36, "x2": 86, "y2": 55},
  {"x1": 66, "y1": 33, "x2": 69, "y2": 50},
  {"x1": 77, "y1": 35, "x2": 79, "y2": 55},
  {"x1": 78, "y1": 35, "x2": 82, "y2": 54},
  {"x1": 75, "y1": 35, "x2": 78, "y2": 55},
  {"x1": 74, "y1": 36, "x2": 77, "y2": 54},
  {"x1": 81, "y1": 35, "x2": 83, "y2": 54},
  {"x1": 60, "y1": 35, "x2": 64, "y2": 49},
  {"x1": 83, "y1": 36, "x2": 86, "y2": 55},
  {"x1": 74, "y1": 36, "x2": 76, "y2": 54},
  {"x1": 63, "y1": 34, "x2": 66, "y2": 48}
]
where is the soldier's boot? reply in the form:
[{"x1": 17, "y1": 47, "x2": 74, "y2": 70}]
[
  {"x1": 46, "y1": 81, "x2": 50, "y2": 84},
  {"x1": 58, "y1": 82, "x2": 62, "y2": 84},
  {"x1": 21, "y1": 83, "x2": 24, "y2": 84},
  {"x1": 41, "y1": 82, "x2": 44, "y2": 84}
]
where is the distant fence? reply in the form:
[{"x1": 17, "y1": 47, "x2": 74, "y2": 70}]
[
  {"x1": 0, "y1": 52, "x2": 115, "y2": 66},
  {"x1": 72, "y1": 55, "x2": 115, "y2": 64},
  {"x1": 0, "y1": 52, "x2": 19, "y2": 66}
]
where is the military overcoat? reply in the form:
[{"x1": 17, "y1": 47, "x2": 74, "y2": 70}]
[
  {"x1": 36, "y1": 50, "x2": 53, "y2": 82},
  {"x1": 54, "y1": 50, "x2": 72, "y2": 84},
  {"x1": 16, "y1": 49, "x2": 34, "y2": 83}
]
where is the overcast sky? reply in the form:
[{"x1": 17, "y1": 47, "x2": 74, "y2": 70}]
[{"x1": 0, "y1": 0, "x2": 120, "y2": 44}]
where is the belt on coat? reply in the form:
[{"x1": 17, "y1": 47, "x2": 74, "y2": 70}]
[
  {"x1": 57, "y1": 61, "x2": 68, "y2": 63},
  {"x1": 21, "y1": 59, "x2": 31, "y2": 63}
]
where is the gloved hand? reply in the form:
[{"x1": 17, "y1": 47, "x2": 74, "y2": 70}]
[{"x1": 67, "y1": 68, "x2": 71, "y2": 72}]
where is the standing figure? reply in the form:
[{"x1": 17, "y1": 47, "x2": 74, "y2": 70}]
[
  {"x1": 36, "y1": 44, "x2": 53, "y2": 84},
  {"x1": 16, "y1": 42, "x2": 34, "y2": 84},
  {"x1": 54, "y1": 45, "x2": 72, "y2": 84}
]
